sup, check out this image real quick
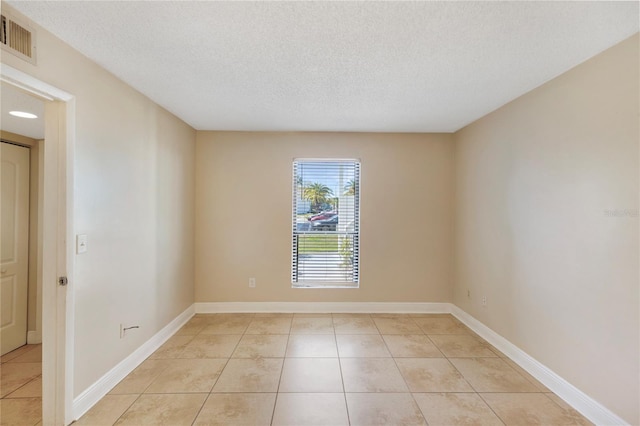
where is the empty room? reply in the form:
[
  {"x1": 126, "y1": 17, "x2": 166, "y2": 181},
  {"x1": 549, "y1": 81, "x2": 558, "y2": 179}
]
[{"x1": 0, "y1": 1, "x2": 637, "y2": 425}]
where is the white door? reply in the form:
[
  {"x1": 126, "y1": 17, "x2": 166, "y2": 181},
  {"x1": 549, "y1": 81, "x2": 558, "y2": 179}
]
[{"x1": 1, "y1": 142, "x2": 30, "y2": 356}]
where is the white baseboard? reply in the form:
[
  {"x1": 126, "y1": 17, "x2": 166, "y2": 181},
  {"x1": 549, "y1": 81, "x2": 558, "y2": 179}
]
[
  {"x1": 195, "y1": 301, "x2": 452, "y2": 314},
  {"x1": 27, "y1": 330, "x2": 42, "y2": 344},
  {"x1": 450, "y1": 305, "x2": 628, "y2": 426},
  {"x1": 71, "y1": 305, "x2": 195, "y2": 421},
  {"x1": 69, "y1": 301, "x2": 626, "y2": 425}
]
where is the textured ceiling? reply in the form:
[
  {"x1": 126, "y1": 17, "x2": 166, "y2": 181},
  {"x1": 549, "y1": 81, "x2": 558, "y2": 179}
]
[
  {"x1": 1, "y1": 83, "x2": 45, "y2": 140},
  {"x1": 6, "y1": 1, "x2": 639, "y2": 133}
]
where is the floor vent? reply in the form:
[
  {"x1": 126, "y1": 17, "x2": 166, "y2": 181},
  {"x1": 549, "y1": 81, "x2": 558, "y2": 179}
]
[{"x1": 1, "y1": 13, "x2": 36, "y2": 65}]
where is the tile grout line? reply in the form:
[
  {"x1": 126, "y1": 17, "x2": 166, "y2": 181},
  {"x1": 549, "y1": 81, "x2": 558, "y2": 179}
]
[
  {"x1": 270, "y1": 315, "x2": 293, "y2": 426},
  {"x1": 476, "y1": 392, "x2": 508, "y2": 425},
  {"x1": 432, "y1": 323, "x2": 508, "y2": 426},
  {"x1": 378, "y1": 315, "x2": 430, "y2": 425},
  {"x1": 189, "y1": 318, "x2": 249, "y2": 426},
  {"x1": 110, "y1": 393, "x2": 144, "y2": 426},
  {"x1": 2, "y1": 374, "x2": 42, "y2": 399},
  {"x1": 331, "y1": 315, "x2": 351, "y2": 426}
]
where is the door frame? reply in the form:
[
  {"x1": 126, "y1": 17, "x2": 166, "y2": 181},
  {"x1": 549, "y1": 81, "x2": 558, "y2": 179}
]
[{"x1": 1, "y1": 64, "x2": 75, "y2": 425}]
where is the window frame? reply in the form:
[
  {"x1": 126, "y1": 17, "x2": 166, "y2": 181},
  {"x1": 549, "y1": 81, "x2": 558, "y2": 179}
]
[{"x1": 291, "y1": 158, "x2": 361, "y2": 288}]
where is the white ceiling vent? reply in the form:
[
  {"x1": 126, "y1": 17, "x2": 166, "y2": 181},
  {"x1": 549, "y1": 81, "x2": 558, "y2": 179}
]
[{"x1": 1, "y1": 13, "x2": 36, "y2": 65}]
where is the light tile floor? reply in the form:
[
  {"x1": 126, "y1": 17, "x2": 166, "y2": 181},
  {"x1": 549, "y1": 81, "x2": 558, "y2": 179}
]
[
  {"x1": 0, "y1": 344, "x2": 43, "y2": 426},
  {"x1": 70, "y1": 313, "x2": 592, "y2": 425}
]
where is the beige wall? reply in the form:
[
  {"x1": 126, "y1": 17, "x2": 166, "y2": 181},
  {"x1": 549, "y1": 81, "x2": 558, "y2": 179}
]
[
  {"x1": 3, "y1": 2, "x2": 637, "y2": 422},
  {"x1": 196, "y1": 132, "x2": 454, "y2": 303},
  {"x1": 1, "y1": 4, "x2": 196, "y2": 397},
  {"x1": 453, "y1": 34, "x2": 639, "y2": 424}
]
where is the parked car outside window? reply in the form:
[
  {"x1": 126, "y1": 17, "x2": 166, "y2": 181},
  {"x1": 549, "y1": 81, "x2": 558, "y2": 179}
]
[
  {"x1": 311, "y1": 215, "x2": 338, "y2": 231},
  {"x1": 308, "y1": 211, "x2": 336, "y2": 222}
]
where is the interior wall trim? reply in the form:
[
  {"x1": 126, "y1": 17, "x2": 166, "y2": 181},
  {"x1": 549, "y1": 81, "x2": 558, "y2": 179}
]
[
  {"x1": 451, "y1": 305, "x2": 629, "y2": 426},
  {"x1": 194, "y1": 301, "x2": 452, "y2": 314},
  {"x1": 71, "y1": 304, "x2": 195, "y2": 421},
  {"x1": 26, "y1": 330, "x2": 41, "y2": 344},
  {"x1": 72, "y1": 301, "x2": 627, "y2": 425}
]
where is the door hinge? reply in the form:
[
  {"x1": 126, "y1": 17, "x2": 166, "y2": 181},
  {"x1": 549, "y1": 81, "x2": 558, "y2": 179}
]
[{"x1": 58, "y1": 276, "x2": 68, "y2": 286}]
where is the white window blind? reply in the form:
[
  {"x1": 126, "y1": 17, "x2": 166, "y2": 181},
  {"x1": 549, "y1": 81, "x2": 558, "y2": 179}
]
[{"x1": 292, "y1": 159, "x2": 360, "y2": 287}]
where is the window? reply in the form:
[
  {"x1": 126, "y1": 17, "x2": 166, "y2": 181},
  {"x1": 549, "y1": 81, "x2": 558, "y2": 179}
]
[{"x1": 292, "y1": 159, "x2": 360, "y2": 287}]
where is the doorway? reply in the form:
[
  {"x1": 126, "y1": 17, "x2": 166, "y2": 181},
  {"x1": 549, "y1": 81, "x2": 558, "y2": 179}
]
[
  {"x1": 1, "y1": 83, "x2": 45, "y2": 424},
  {"x1": 1, "y1": 141, "x2": 31, "y2": 355},
  {"x1": 0, "y1": 65, "x2": 75, "y2": 425}
]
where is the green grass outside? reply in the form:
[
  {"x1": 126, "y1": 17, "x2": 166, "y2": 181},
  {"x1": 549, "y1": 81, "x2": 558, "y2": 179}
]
[{"x1": 297, "y1": 234, "x2": 339, "y2": 254}]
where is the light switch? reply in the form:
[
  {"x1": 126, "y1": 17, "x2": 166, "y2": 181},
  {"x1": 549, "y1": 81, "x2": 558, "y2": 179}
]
[{"x1": 76, "y1": 234, "x2": 88, "y2": 254}]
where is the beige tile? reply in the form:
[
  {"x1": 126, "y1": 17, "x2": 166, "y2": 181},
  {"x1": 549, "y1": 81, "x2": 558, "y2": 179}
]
[
  {"x1": 197, "y1": 314, "x2": 254, "y2": 325},
  {"x1": 331, "y1": 313, "x2": 371, "y2": 318},
  {"x1": 0, "y1": 398, "x2": 41, "y2": 425},
  {"x1": 210, "y1": 313, "x2": 255, "y2": 319},
  {"x1": 201, "y1": 317, "x2": 252, "y2": 335},
  {"x1": 232, "y1": 334, "x2": 288, "y2": 359},
  {"x1": 409, "y1": 313, "x2": 453, "y2": 318},
  {"x1": 502, "y1": 358, "x2": 550, "y2": 392},
  {"x1": 180, "y1": 334, "x2": 241, "y2": 358},
  {"x1": 481, "y1": 393, "x2": 592, "y2": 425},
  {"x1": 413, "y1": 392, "x2": 504, "y2": 426},
  {"x1": 373, "y1": 317, "x2": 423, "y2": 334},
  {"x1": 396, "y1": 358, "x2": 474, "y2": 392},
  {"x1": 110, "y1": 359, "x2": 171, "y2": 394},
  {"x1": 148, "y1": 335, "x2": 194, "y2": 359},
  {"x1": 290, "y1": 317, "x2": 334, "y2": 334},
  {"x1": 370, "y1": 313, "x2": 409, "y2": 318},
  {"x1": 213, "y1": 358, "x2": 283, "y2": 392},
  {"x1": 272, "y1": 393, "x2": 349, "y2": 426},
  {"x1": 450, "y1": 358, "x2": 538, "y2": 392},
  {"x1": 484, "y1": 342, "x2": 509, "y2": 358},
  {"x1": 6, "y1": 345, "x2": 42, "y2": 363},
  {"x1": 145, "y1": 359, "x2": 226, "y2": 393},
  {"x1": 253, "y1": 313, "x2": 293, "y2": 318},
  {"x1": 175, "y1": 317, "x2": 209, "y2": 336},
  {"x1": 0, "y1": 345, "x2": 38, "y2": 363},
  {"x1": 346, "y1": 393, "x2": 427, "y2": 426},
  {"x1": 279, "y1": 358, "x2": 343, "y2": 392},
  {"x1": 429, "y1": 335, "x2": 498, "y2": 357},
  {"x1": 285, "y1": 334, "x2": 337, "y2": 357},
  {"x1": 115, "y1": 393, "x2": 206, "y2": 426},
  {"x1": 545, "y1": 394, "x2": 594, "y2": 425},
  {"x1": 76, "y1": 394, "x2": 139, "y2": 425},
  {"x1": 382, "y1": 334, "x2": 443, "y2": 357},
  {"x1": 245, "y1": 317, "x2": 292, "y2": 334},
  {"x1": 414, "y1": 317, "x2": 471, "y2": 335},
  {"x1": 333, "y1": 317, "x2": 379, "y2": 334},
  {"x1": 5, "y1": 376, "x2": 42, "y2": 398},
  {"x1": 192, "y1": 313, "x2": 220, "y2": 321},
  {"x1": 193, "y1": 393, "x2": 276, "y2": 426},
  {"x1": 0, "y1": 362, "x2": 41, "y2": 398},
  {"x1": 336, "y1": 334, "x2": 391, "y2": 357},
  {"x1": 293, "y1": 313, "x2": 332, "y2": 318},
  {"x1": 340, "y1": 358, "x2": 408, "y2": 392}
]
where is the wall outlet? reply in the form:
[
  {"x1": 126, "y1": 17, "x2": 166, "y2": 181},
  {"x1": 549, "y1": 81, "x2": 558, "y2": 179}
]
[
  {"x1": 467, "y1": 289, "x2": 471, "y2": 298},
  {"x1": 482, "y1": 296, "x2": 487, "y2": 306},
  {"x1": 119, "y1": 324, "x2": 125, "y2": 339},
  {"x1": 249, "y1": 277, "x2": 256, "y2": 288}
]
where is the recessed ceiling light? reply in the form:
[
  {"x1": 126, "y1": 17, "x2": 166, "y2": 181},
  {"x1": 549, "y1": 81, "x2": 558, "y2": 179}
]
[{"x1": 9, "y1": 111, "x2": 38, "y2": 119}]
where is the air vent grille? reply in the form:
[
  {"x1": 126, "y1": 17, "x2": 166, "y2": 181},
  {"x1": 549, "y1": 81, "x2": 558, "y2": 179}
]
[{"x1": 1, "y1": 13, "x2": 36, "y2": 64}]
